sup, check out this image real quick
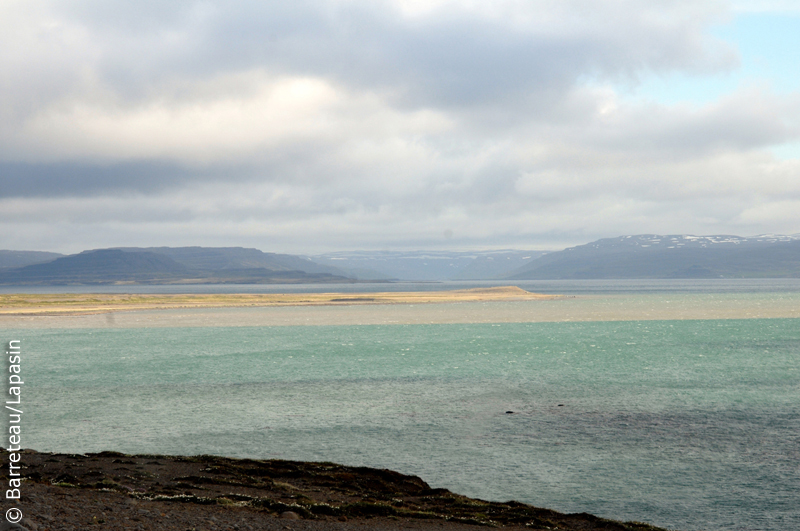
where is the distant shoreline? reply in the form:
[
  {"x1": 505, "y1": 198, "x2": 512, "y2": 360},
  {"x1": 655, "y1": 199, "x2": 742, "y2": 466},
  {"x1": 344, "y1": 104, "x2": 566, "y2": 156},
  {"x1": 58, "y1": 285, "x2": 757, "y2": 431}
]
[
  {"x1": 0, "y1": 286, "x2": 556, "y2": 316},
  {"x1": 4, "y1": 289, "x2": 800, "y2": 327}
]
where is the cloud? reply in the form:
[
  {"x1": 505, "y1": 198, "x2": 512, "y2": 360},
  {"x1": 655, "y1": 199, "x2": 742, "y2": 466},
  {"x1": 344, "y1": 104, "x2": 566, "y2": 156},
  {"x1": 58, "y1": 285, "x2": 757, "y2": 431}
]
[
  {"x1": 2, "y1": 1, "x2": 737, "y2": 128},
  {"x1": 0, "y1": 160, "x2": 195, "y2": 198},
  {"x1": 6, "y1": 71, "x2": 452, "y2": 163},
  {"x1": 730, "y1": 0, "x2": 800, "y2": 13},
  {"x1": 2, "y1": 0, "x2": 799, "y2": 251}
]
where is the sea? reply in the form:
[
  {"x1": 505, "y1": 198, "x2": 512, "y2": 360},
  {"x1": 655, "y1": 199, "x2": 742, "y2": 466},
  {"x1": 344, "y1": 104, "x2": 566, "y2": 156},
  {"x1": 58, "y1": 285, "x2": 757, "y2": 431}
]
[{"x1": 3, "y1": 280, "x2": 799, "y2": 531}]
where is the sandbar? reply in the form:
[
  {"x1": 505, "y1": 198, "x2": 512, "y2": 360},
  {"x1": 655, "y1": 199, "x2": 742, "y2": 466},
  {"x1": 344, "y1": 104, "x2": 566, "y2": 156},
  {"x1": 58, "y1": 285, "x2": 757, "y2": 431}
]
[
  {"x1": 3, "y1": 288, "x2": 800, "y2": 329},
  {"x1": 0, "y1": 286, "x2": 553, "y2": 316}
]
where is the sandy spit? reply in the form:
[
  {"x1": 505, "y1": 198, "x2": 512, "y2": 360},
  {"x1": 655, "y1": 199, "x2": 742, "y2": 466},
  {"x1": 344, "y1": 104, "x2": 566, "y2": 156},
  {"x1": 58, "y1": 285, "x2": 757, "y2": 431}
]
[{"x1": 0, "y1": 287, "x2": 554, "y2": 317}]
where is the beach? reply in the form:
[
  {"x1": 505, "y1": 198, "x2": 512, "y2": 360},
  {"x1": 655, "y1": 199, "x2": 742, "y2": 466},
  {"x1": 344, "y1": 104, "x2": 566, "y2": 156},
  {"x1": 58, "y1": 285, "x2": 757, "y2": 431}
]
[
  {"x1": 0, "y1": 287, "x2": 554, "y2": 316},
  {"x1": 2, "y1": 287, "x2": 799, "y2": 329}
]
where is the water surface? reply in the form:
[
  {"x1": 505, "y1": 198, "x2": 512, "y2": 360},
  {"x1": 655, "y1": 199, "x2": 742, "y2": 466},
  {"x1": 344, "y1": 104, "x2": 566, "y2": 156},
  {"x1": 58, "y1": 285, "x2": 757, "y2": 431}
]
[{"x1": 8, "y1": 306, "x2": 799, "y2": 531}]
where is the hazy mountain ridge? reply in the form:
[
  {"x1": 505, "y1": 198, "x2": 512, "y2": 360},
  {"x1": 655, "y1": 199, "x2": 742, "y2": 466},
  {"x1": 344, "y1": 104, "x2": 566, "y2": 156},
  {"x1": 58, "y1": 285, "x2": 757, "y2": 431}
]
[
  {"x1": 507, "y1": 234, "x2": 800, "y2": 279},
  {"x1": 447, "y1": 250, "x2": 548, "y2": 280},
  {"x1": 311, "y1": 250, "x2": 547, "y2": 281}
]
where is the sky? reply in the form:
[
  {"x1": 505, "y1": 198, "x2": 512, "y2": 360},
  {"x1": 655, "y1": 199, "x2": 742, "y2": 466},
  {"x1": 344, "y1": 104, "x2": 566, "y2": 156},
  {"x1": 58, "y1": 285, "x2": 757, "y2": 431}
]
[{"x1": 1, "y1": 0, "x2": 799, "y2": 254}]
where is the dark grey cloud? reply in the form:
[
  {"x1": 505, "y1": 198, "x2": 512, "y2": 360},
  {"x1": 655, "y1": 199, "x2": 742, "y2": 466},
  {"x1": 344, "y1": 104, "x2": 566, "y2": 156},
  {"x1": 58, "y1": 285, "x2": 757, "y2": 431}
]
[{"x1": 0, "y1": 160, "x2": 198, "y2": 198}]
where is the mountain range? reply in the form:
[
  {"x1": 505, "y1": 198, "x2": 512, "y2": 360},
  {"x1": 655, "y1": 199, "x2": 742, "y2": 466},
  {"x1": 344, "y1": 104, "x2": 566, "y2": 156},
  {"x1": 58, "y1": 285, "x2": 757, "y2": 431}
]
[
  {"x1": 2, "y1": 234, "x2": 800, "y2": 285},
  {"x1": 310, "y1": 250, "x2": 547, "y2": 281}
]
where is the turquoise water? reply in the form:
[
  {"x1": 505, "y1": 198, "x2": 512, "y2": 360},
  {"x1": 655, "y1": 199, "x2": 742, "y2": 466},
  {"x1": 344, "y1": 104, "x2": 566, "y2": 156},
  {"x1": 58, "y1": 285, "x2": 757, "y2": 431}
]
[{"x1": 7, "y1": 318, "x2": 800, "y2": 531}]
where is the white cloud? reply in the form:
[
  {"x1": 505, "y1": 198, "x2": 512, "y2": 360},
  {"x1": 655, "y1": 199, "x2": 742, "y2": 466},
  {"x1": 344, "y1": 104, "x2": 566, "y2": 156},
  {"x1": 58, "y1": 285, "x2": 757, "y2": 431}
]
[{"x1": 4, "y1": 71, "x2": 452, "y2": 165}]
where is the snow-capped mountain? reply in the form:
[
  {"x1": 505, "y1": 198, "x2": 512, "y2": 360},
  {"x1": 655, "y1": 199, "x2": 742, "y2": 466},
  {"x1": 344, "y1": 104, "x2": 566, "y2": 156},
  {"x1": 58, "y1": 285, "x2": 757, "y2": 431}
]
[{"x1": 507, "y1": 234, "x2": 800, "y2": 279}]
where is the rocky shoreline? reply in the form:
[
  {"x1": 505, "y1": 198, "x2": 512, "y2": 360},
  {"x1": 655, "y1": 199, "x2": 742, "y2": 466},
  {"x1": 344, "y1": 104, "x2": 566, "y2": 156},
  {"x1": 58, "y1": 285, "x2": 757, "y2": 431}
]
[{"x1": 1, "y1": 450, "x2": 668, "y2": 531}]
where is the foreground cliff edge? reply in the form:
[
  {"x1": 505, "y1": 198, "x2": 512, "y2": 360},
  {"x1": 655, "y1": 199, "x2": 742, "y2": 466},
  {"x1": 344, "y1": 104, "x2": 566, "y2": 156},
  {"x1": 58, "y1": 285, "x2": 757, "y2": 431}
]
[{"x1": 3, "y1": 450, "x2": 667, "y2": 531}]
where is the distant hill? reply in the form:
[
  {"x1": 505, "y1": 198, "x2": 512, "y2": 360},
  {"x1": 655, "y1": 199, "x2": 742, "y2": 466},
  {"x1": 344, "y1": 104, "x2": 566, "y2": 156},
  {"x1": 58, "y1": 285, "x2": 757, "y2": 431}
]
[
  {"x1": 115, "y1": 247, "x2": 347, "y2": 276},
  {"x1": 0, "y1": 247, "x2": 354, "y2": 285},
  {"x1": 0, "y1": 249, "x2": 190, "y2": 285},
  {"x1": 506, "y1": 234, "x2": 800, "y2": 279},
  {"x1": 311, "y1": 250, "x2": 547, "y2": 281},
  {"x1": 0, "y1": 250, "x2": 63, "y2": 269}
]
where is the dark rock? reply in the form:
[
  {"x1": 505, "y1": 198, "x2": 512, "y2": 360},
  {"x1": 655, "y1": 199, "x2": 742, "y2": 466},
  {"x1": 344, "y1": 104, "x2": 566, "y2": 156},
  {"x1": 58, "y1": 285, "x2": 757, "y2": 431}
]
[
  {"x1": 0, "y1": 521, "x2": 29, "y2": 531},
  {"x1": 3, "y1": 449, "x2": 669, "y2": 531}
]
